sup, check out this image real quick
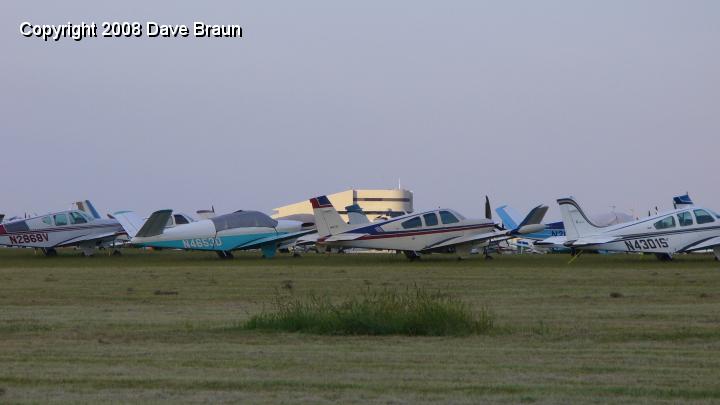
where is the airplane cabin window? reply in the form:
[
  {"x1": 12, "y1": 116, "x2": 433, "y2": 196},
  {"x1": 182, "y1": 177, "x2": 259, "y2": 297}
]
[
  {"x1": 423, "y1": 213, "x2": 439, "y2": 226},
  {"x1": 677, "y1": 211, "x2": 694, "y2": 227},
  {"x1": 693, "y1": 209, "x2": 715, "y2": 224},
  {"x1": 42, "y1": 216, "x2": 53, "y2": 226},
  {"x1": 69, "y1": 212, "x2": 88, "y2": 224},
  {"x1": 653, "y1": 216, "x2": 676, "y2": 230},
  {"x1": 54, "y1": 213, "x2": 68, "y2": 226},
  {"x1": 401, "y1": 217, "x2": 422, "y2": 229},
  {"x1": 439, "y1": 210, "x2": 459, "y2": 224},
  {"x1": 174, "y1": 214, "x2": 190, "y2": 225}
]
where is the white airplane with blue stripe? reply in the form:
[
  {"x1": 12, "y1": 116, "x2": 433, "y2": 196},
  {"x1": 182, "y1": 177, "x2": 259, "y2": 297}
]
[
  {"x1": 114, "y1": 209, "x2": 314, "y2": 259},
  {"x1": 549, "y1": 194, "x2": 720, "y2": 261},
  {"x1": 310, "y1": 195, "x2": 548, "y2": 259}
]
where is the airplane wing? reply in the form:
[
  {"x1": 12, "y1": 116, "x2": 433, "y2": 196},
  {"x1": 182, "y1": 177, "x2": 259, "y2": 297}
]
[
  {"x1": 232, "y1": 229, "x2": 316, "y2": 250},
  {"x1": 424, "y1": 230, "x2": 509, "y2": 250},
  {"x1": 680, "y1": 236, "x2": 720, "y2": 252},
  {"x1": 55, "y1": 231, "x2": 123, "y2": 247}
]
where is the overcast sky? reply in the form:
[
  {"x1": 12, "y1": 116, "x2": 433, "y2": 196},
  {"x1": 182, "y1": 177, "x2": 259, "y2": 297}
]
[{"x1": 2, "y1": 1, "x2": 718, "y2": 221}]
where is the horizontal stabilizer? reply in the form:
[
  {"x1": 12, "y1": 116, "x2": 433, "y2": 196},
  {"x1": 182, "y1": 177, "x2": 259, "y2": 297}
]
[
  {"x1": 136, "y1": 210, "x2": 172, "y2": 238},
  {"x1": 324, "y1": 233, "x2": 367, "y2": 242},
  {"x1": 234, "y1": 229, "x2": 316, "y2": 250},
  {"x1": 535, "y1": 236, "x2": 567, "y2": 246},
  {"x1": 569, "y1": 236, "x2": 620, "y2": 246}
]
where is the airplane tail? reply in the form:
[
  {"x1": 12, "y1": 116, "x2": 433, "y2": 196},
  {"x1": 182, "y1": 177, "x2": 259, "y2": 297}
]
[
  {"x1": 509, "y1": 205, "x2": 549, "y2": 235},
  {"x1": 557, "y1": 197, "x2": 603, "y2": 241},
  {"x1": 114, "y1": 209, "x2": 171, "y2": 238},
  {"x1": 495, "y1": 205, "x2": 521, "y2": 229},
  {"x1": 345, "y1": 204, "x2": 371, "y2": 225},
  {"x1": 310, "y1": 196, "x2": 351, "y2": 238},
  {"x1": 74, "y1": 200, "x2": 101, "y2": 219}
]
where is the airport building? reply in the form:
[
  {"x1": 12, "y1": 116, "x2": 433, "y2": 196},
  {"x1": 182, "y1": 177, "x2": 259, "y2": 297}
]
[{"x1": 272, "y1": 188, "x2": 413, "y2": 222}]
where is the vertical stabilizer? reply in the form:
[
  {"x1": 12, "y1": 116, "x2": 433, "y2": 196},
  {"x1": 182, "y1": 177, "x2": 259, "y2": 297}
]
[
  {"x1": 310, "y1": 196, "x2": 351, "y2": 237},
  {"x1": 557, "y1": 198, "x2": 603, "y2": 241},
  {"x1": 346, "y1": 204, "x2": 371, "y2": 225}
]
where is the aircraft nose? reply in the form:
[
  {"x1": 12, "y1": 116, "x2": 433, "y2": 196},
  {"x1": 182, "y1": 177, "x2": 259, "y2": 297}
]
[{"x1": 0, "y1": 224, "x2": 6, "y2": 235}]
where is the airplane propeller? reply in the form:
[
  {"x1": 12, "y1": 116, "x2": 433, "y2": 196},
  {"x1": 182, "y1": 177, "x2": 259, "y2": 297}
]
[{"x1": 485, "y1": 196, "x2": 492, "y2": 220}]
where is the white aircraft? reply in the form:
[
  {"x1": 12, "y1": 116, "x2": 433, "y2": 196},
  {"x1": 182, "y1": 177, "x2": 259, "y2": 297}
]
[
  {"x1": 309, "y1": 195, "x2": 548, "y2": 259},
  {"x1": 0, "y1": 201, "x2": 125, "y2": 256},
  {"x1": 549, "y1": 194, "x2": 720, "y2": 261}
]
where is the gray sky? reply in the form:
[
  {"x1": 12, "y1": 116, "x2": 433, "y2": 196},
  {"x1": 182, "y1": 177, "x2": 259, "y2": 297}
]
[{"x1": 2, "y1": 1, "x2": 719, "y2": 220}]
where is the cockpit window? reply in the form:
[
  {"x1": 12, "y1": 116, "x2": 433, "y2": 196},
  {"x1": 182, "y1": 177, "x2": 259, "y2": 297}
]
[
  {"x1": 69, "y1": 212, "x2": 88, "y2": 224},
  {"x1": 677, "y1": 211, "x2": 693, "y2": 227},
  {"x1": 42, "y1": 216, "x2": 53, "y2": 226},
  {"x1": 211, "y1": 211, "x2": 278, "y2": 231},
  {"x1": 439, "y1": 210, "x2": 459, "y2": 224},
  {"x1": 54, "y1": 213, "x2": 68, "y2": 226},
  {"x1": 653, "y1": 216, "x2": 675, "y2": 230},
  {"x1": 423, "y1": 213, "x2": 439, "y2": 226},
  {"x1": 174, "y1": 214, "x2": 190, "y2": 225},
  {"x1": 401, "y1": 217, "x2": 422, "y2": 229},
  {"x1": 693, "y1": 209, "x2": 715, "y2": 225}
]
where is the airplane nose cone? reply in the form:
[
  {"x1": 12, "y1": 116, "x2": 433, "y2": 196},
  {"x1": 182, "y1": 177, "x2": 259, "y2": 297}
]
[{"x1": 0, "y1": 224, "x2": 5, "y2": 235}]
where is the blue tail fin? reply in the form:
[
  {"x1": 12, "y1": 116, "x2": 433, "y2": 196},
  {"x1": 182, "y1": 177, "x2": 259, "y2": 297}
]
[{"x1": 495, "y1": 205, "x2": 521, "y2": 229}]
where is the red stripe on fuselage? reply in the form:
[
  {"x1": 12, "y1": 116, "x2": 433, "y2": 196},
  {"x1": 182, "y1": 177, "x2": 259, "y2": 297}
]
[{"x1": 357, "y1": 223, "x2": 494, "y2": 240}]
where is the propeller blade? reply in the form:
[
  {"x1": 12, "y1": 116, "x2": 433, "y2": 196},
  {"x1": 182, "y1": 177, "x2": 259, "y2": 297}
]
[{"x1": 485, "y1": 196, "x2": 492, "y2": 220}]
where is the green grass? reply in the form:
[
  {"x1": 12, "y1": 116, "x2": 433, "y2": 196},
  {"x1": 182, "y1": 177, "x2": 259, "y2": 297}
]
[
  {"x1": 0, "y1": 247, "x2": 719, "y2": 403},
  {"x1": 244, "y1": 287, "x2": 494, "y2": 335}
]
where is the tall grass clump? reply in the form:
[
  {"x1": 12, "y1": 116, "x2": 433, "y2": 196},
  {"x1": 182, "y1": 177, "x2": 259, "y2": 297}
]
[{"x1": 244, "y1": 287, "x2": 494, "y2": 336}]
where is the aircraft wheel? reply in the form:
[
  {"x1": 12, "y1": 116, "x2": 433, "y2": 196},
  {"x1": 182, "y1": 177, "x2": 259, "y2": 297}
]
[
  {"x1": 655, "y1": 253, "x2": 673, "y2": 262},
  {"x1": 404, "y1": 251, "x2": 421, "y2": 261},
  {"x1": 293, "y1": 252, "x2": 302, "y2": 258},
  {"x1": 484, "y1": 255, "x2": 494, "y2": 260},
  {"x1": 112, "y1": 250, "x2": 122, "y2": 256},
  {"x1": 43, "y1": 248, "x2": 58, "y2": 257}
]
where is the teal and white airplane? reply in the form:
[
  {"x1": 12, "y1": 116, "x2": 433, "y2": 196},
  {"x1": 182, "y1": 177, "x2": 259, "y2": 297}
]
[{"x1": 114, "y1": 209, "x2": 314, "y2": 259}]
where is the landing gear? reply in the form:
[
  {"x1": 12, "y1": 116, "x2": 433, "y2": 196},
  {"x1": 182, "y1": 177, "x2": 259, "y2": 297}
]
[
  {"x1": 483, "y1": 247, "x2": 493, "y2": 260},
  {"x1": 42, "y1": 248, "x2": 57, "y2": 257},
  {"x1": 112, "y1": 250, "x2": 122, "y2": 256},
  {"x1": 216, "y1": 251, "x2": 234, "y2": 259},
  {"x1": 404, "y1": 251, "x2": 421, "y2": 261},
  {"x1": 655, "y1": 253, "x2": 673, "y2": 262}
]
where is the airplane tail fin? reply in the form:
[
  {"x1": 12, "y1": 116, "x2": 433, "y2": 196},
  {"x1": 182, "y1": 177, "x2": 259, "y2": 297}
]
[
  {"x1": 510, "y1": 205, "x2": 549, "y2": 235},
  {"x1": 114, "y1": 209, "x2": 171, "y2": 238},
  {"x1": 673, "y1": 194, "x2": 694, "y2": 209},
  {"x1": 557, "y1": 197, "x2": 603, "y2": 241},
  {"x1": 495, "y1": 205, "x2": 521, "y2": 229},
  {"x1": 310, "y1": 196, "x2": 351, "y2": 237},
  {"x1": 346, "y1": 204, "x2": 371, "y2": 225},
  {"x1": 74, "y1": 200, "x2": 101, "y2": 219}
]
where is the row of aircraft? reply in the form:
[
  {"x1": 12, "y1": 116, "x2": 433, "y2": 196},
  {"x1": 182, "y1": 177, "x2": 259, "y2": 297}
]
[{"x1": 1, "y1": 194, "x2": 719, "y2": 261}]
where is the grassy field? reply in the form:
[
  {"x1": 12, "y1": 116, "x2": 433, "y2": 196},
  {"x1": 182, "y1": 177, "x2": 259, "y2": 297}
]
[{"x1": 1, "y1": 248, "x2": 719, "y2": 404}]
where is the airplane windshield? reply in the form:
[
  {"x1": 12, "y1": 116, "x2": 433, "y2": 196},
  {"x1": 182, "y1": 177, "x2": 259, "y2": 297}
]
[{"x1": 211, "y1": 211, "x2": 278, "y2": 231}]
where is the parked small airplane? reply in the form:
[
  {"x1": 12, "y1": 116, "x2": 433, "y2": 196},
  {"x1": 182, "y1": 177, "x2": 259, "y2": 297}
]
[
  {"x1": 114, "y1": 209, "x2": 314, "y2": 259},
  {"x1": 310, "y1": 195, "x2": 548, "y2": 259},
  {"x1": 0, "y1": 201, "x2": 125, "y2": 256},
  {"x1": 548, "y1": 194, "x2": 720, "y2": 261}
]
